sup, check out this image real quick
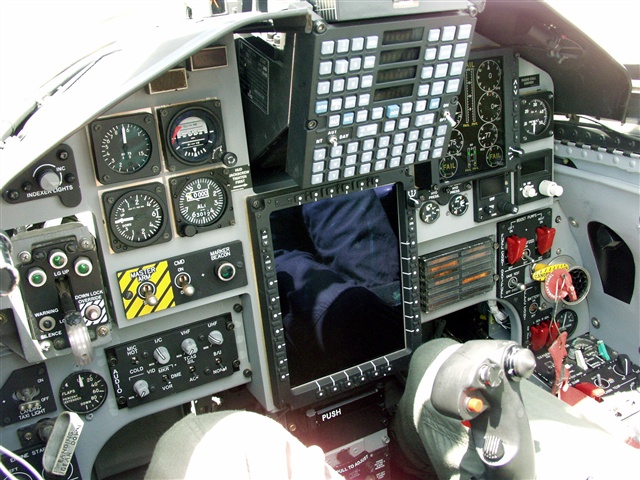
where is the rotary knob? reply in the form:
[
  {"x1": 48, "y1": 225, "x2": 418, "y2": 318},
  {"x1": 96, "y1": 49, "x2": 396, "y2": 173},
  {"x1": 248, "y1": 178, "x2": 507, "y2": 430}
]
[
  {"x1": 153, "y1": 346, "x2": 171, "y2": 365},
  {"x1": 35, "y1": 166, "x2": 62, "y2": 192},
  {"x1": 181, "y1": 338, "x2": 198, "y2": 356},
  {"x1": 208, "y1": 330, "x2": 224, "y2": 345},
  {"x1": 133, "y1": 379, "x2": 150, "y2": 398},
  {"x1": 522, "y1": 184, "x2": 537, "y2": 198}
]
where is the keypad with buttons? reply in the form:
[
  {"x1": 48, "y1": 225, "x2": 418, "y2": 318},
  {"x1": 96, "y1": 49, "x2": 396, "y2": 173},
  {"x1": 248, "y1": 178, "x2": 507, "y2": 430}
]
[{"x1": 287, "y1": 14, "x2": 476, "y2": 188}]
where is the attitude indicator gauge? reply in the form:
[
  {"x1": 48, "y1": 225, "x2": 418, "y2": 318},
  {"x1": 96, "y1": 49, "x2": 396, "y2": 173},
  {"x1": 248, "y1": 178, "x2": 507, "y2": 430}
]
[
  {"x1": 104, "y1": 184, "x2": 171, "y2": 251},
  {"x1": 159, "y1": 101, "x2": 227, "y2": 171},
  {"x1": 90, "y1": 113, "x2": 161, "y2": 185}
]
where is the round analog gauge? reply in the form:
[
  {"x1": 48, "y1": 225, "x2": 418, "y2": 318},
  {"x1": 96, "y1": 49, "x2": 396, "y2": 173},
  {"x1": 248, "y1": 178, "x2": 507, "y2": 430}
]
[
  {"x1": 177, "y1": 177, "x2": 227, "y2": 227},
  {"x1": 476, "y1": 59, "x2": 502, "y2": 92},
  {"x1": 522, "y1": 98, "x2": 551, "y2": 137},
  {"x1": 439, "y1": 156, "x2": 458, "y2": 179},
  {"x1": 168, "y1": 108, "x2": 221, "y2": 164},
  {"x1": 478, "y1": 123, "x2": 498, "y2": 148},
  {"x1": 59, "y1": 371, "x2": 108, "y2": 414},
  {"x1": 454, "y1": 100, "x2": 463, "y2": 127},
  {"x1": 449, "y1": 194, "x2": 469, "y2": 216},
  {"x1": 553, "y1": 309, "x2": 578, "y2": 338},
  {"x1": 448, "y1": 129, "x2": 464, "y2": 155},
  {"x1": 477, "y1": 91, "x2": 502, "y2": 123},
  {"x1": 486, "y1": 145, "x2": 504, "y2": 168},
  {"x1": 419, "y1": 201, "x2": 440, "y2": 224},
  {"x1": 100, "y1": 123, "x2": 152, "y2": 173},
  {"x1": 109, "y1": 190, "x2": 165, "y2": 247}
]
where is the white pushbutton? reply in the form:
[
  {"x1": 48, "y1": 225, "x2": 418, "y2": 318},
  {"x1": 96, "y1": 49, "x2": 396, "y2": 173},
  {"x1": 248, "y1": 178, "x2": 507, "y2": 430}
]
[
  {"x1": 522, "y1": 185, "x2": 538, "y2": 198},
  {"x1": 539, "y1": 180, "x2": 564, "y2": 197}
]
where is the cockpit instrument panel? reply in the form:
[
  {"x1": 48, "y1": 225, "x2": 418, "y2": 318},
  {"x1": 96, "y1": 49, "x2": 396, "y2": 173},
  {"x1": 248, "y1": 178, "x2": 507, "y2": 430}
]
[
  {"x1": 248, "y1": 170, "x2": 421, "y2": 408},
  {"x1": 285, "y1": 13, "x2": 477, "y2": 188},
  {"x1": 520, "y1": 91, "x2": 554, "y2": 143},
  {"x1": 158, "y1": 100, "x2": 228, "y2": 172},
  {"x1": 90, "y1": 113, "x2": 162, "y2": 185},
  {"x1": 436, "y1": 48, "x2": 519, "y2": 184}
]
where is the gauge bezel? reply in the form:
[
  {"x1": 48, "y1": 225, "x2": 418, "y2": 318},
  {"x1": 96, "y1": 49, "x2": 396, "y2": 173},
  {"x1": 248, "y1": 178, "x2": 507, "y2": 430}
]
[
  {"x1": 59, "y1": 370, "x2": 108, "y2": 414},
  {"x1": 158, "y1": 100, "x2": 226, "y2": 172},
  {"x1": 554, "y1": 309, "x2": 579, "y2": 339},
  {"x1": 103, "y1": 183, "x2": 171, "y2": 252},
  {"x1": 89, "y1": 113, "x2": 162, "y2": 185},
  {"x1": 520, "y1": 91, "x2": 554, "y2": 143},
  {"x1": 169, "y1": 169, "x2": 235, "y2": 236}
]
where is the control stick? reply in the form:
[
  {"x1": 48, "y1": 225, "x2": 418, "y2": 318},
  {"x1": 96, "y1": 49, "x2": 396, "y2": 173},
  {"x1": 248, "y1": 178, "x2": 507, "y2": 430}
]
[{"x1": 430, "y1": 340, "x2": 536, "y2": 479}]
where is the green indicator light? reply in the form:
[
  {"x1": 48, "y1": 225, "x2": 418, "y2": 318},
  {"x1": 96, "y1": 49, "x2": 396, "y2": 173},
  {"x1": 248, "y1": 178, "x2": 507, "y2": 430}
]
[
  {"x1": 77, "y1": 262, "x2": 91, "y2": 275},
  {"x1": 29, "y1": 270, "x2": 47, "y2": 286},
  {"x1": 52, "y1": 255, "x2": 64, "y2": 266}
]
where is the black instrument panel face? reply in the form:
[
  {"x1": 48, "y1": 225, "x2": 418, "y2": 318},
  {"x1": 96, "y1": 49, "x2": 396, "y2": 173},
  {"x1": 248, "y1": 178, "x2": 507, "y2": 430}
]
[
  {"x1": 285, "y1": 13, "x2": 477, "y2": 189},
  {"x1": 247, "y1": 170, "x2": 422, "y2": 409},
  {"x1": 102, "y1": 182, "x2": 172, "y2": 252},
  {"x1": 90, "y1": 113, "x2": 162, "y2": 185},
  {"x1": 520, "y1": 91, "x2": 554, "y2": 143},
  {"x1": 169, "y1": 169, "x2": 235, "y2": 237},
  {"x1": 158, "y1": 100, "x2": 227, "y2": 172},
  {"x1": 439, "y1": 49, "x2": 519, "y2": 183}
]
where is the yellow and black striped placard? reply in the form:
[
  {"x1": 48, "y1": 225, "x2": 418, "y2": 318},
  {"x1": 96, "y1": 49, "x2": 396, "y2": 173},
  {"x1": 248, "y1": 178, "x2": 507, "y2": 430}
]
[{"x1": 117, "y1": 261, "x2": 176, "y2": 319}]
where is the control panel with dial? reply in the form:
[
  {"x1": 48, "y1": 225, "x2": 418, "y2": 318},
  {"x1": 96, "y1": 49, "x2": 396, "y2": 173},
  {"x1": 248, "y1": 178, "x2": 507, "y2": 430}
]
[
  {"x1": 89, "y1": 113, "x2": 162, "y2": 185},
  {"x1": 520, "y1": 91, "x2": 554, "y2": 143},
  {"x1": 105, "y1": 314, "x2": 242, "y2": 408},
  {"x1": 437, "y1": 48, "x2": 519, "y2": 184},
  {"x1": 102, "y1": 183, "x2": 172, "y2": 252},
  {"x1": 169, "y1": 169, "x2": 235, "y2": 237}
]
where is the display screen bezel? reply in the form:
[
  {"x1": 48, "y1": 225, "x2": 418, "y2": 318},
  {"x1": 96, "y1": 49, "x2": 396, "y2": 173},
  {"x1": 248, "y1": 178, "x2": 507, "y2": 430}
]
[{"x1": 247, "y1": 171, "x2": 421, "y2": 409}]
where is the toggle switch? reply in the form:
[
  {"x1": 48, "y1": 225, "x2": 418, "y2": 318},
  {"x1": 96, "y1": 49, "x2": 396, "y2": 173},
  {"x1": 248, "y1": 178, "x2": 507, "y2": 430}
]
[
  {"x1": 176, "y1": 273, "x2": 195, "y2": 297},
  {"x1": 140, "y1": 283, "x2": 158, "y2": 306}
]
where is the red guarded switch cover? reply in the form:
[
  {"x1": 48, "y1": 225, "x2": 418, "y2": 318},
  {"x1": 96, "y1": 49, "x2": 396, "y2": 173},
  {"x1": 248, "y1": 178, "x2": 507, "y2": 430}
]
[
  {"x1": 506, "y1": 235, "x2": 527, "y2": 265},
  {"x1": 536, "y1": 226, "x2": 556, "y2": 255}
]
